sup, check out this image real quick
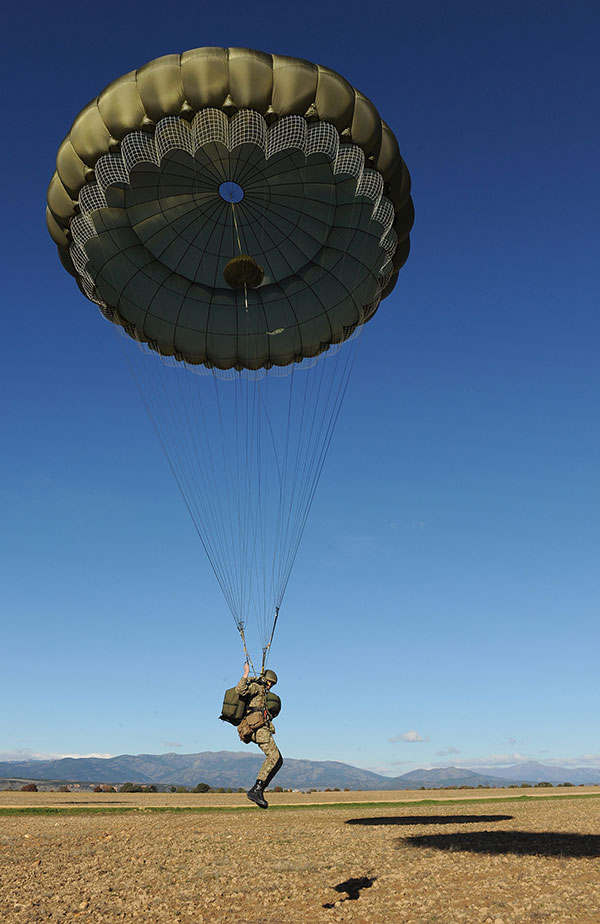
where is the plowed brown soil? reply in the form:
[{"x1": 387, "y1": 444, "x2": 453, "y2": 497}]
[{"x1": 1, "y1": 790, "x2": 599, "y2": 923}]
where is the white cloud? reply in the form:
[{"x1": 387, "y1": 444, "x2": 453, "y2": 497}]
[
  {"x1": 0, "y1": 749, "x2": 113, "y2": 761},
  {"x1": 163, "y1": 741, "x2": 182, "y2": 749},
  {"x1": 404, "y1": 520, "x2": 425, "y2": 530},
  {"x1": 454, "y1": 752, "x2": 529, "y2": 768},
  {"x1": 389, "y1": 521, "x2": 425, "y2": 531},
  {"x1": 436, "y1": 746, "x2": 460, "y2": 757},
  {"x1": 534, "y1": 753, "x2": 600, "y2": 768},
  {"x1": 389, "y1": 730, "x2": 430, "y2": 743},
  {"x1": 359, "y1": 759, "x2": 416, "y2": 777},
  {"x1": 454, "y1": 752, "x2": 600, "y2": 770},
  {"x1": 364, "y1": 764, "x2": 402, "y2": 776}
]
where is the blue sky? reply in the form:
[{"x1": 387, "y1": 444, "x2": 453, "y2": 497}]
[{"x1": 1, "y1": 0, "x2": 598, "y2": 776}]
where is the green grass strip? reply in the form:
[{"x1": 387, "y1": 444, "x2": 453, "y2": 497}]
[{"x1": 1, "y1": 792, "x2": 599, "y2": 817}]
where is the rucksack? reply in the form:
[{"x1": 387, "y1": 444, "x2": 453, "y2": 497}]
[
  {"x1": 219, "y1": 686, "x2": 282, "y2": 725},
  {"x1": 219, "y1": 686, "x2": 247, "y2": 726}
]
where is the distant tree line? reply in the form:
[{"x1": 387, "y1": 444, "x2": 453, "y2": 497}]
[
  {"x1": 415, "y1": 781, "x2": 581, "y2": 790},
  {"x1": 6, "y1": 779, "x2": 593, "y2": 793}
]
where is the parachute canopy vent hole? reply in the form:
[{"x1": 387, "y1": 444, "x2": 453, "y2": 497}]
[{"x1": 219, "y1": 181, "x2": 245, "y2": 203}]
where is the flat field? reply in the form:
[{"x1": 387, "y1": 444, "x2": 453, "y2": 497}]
[{"x1": 1, "y1": 789, "x2": 599, "y2": 923}]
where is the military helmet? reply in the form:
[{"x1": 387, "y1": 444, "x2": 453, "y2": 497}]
[{"x1": 263, "y1": 669, "x2": 278, "y2": 685}]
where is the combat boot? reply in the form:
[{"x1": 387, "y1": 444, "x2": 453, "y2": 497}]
[{"x1": 247, "y1": 779, "x2": 268, "y2": 809}]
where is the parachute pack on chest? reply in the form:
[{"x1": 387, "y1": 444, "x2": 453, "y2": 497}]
[{"x1": 219, "y1": 681, "x2": 281, "y2": 726}]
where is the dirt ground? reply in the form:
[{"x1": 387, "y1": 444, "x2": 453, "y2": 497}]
[{"x1": 1, "y1": 790, "x2": 599, "y2": 923}]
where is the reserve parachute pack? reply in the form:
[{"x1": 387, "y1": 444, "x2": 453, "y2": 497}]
[
  {"x1": 266, "y1": 691, "x2": 281, "y2": 718},
  {"x1": 219, "y1": 682, "x2": 281, "y2": 726}
]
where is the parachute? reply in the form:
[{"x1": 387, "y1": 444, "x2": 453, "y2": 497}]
[{"x1": 47, "y1": 47, "x2": 414, "y2": 670}]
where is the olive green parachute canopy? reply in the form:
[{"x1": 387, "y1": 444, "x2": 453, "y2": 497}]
[
  {"x1": 46, "y1": 48, "x2": 415, "y2": 666},
  {"x1": 47, "y1": 47, "x2": 413, "y2": 371}
]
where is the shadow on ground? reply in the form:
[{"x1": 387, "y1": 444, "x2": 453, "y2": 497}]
[
  {"x1": 57, "y1": 801, "x2": 129, "y2": 805},
  {"x1": 346, "y1": 814, "x2": 513, "y2": 826},
  {"x1": 323, "y1": 876, "x2": 376, "y2": 907},
  {"x1": 402, "y1": 830, "x2": 600, "y2": 858}
]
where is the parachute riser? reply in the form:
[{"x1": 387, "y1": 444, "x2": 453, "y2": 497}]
[
  {"x1": 238, "y1": 605, "x2": 279, "y2": 677},
  {"x1": 260, "y1": 605, "x2": 280, "y2": 674},
  {"x1": 238, "y1": 626, "x2": 258, "y2": 678}
]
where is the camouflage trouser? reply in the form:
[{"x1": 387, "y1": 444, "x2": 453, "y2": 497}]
[{"x1": 252, "y1": 726, "x2": 283, "y2": 784}]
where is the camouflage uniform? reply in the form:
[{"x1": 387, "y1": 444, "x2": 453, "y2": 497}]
[{"x1": 235, "y1": 676, "x2": 282, "y2": 784}]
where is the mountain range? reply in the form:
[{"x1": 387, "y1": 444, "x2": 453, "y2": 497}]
[
  {"x1": 1, "y1": 753, "x2": 598, "y2": 789},
  {"x1": 474, "y1": 760, "x2": 600, "y2": 786}
]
